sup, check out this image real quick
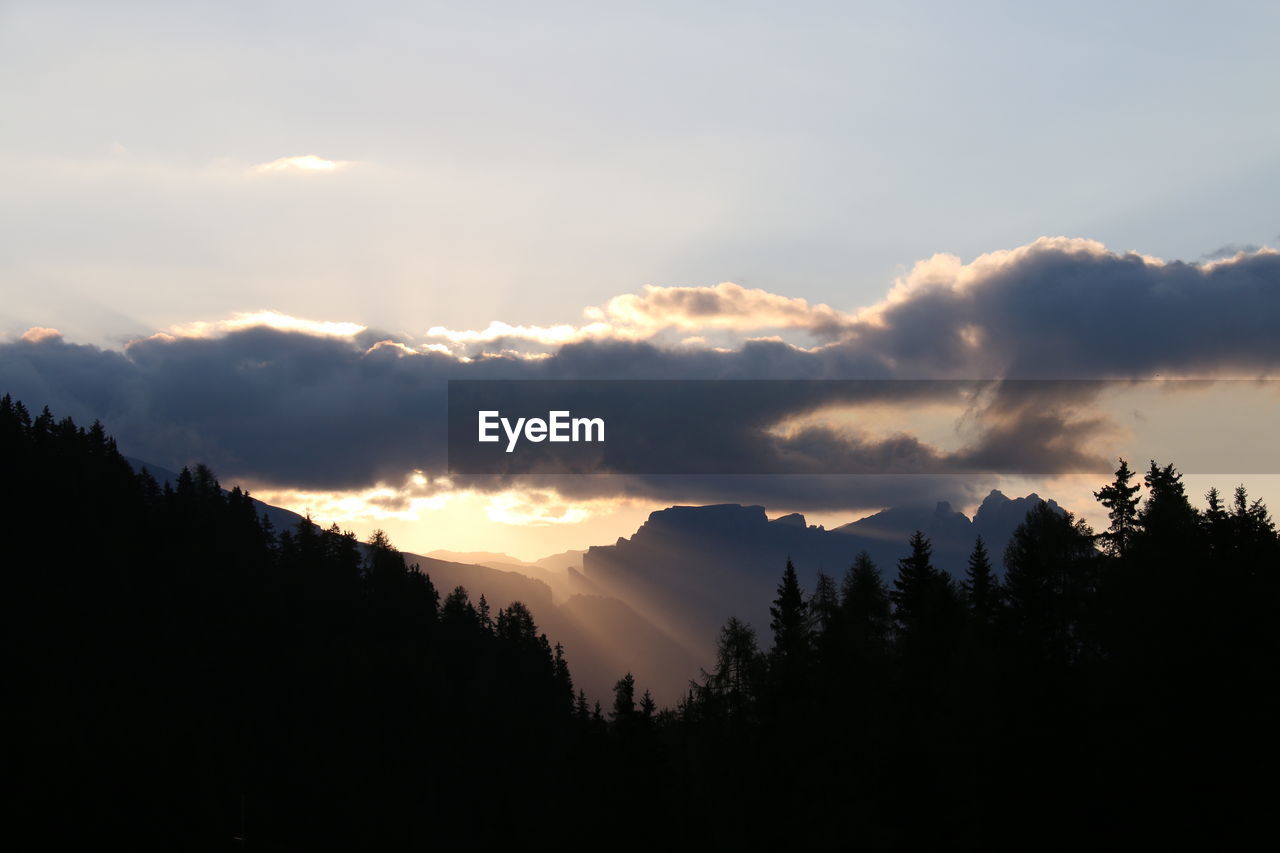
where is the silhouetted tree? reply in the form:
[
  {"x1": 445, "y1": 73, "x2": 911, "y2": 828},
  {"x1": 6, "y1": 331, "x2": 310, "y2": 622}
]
[
  {"x1": 698, "y1": 616, "x2": 764, "y2": 722},
  {"x1": 891, "y1": 531, "x2": 960, "y2": 666},
  {"x1": 8, "y1": 394, "x2": 1280, "y2": 848},
  {"x1": 1233, "y1": 485, "x2": 1278, "y2": 565},
  {"x1": 1137, "y1": 461, "x2": 1200, "y2": 547},
  {"x1": 1094, "y1": 458, "x2": 1142, "y2": 558},
  {"x1": 443, "y1": 585, "x2": 478, "y2": 627},
  {"x1": 810, "y1": 571, "x2": 840, "y2": 637},
  {"x1": 554, "y1": 642, "x2": 575, "y2": 714},
  {"x1": 961, "y1": 536, "x2": 1001, "y2": 634},
  {"x1": 639, "y1": 689, "x2": 657, "y2": 727},
  {"x1": 769, "y1": 559, "x2": 811, "y2": 692},
  {"x1": 1003, "y1": 501, "x2": 1096, "y2": 665},
  {"x1": 611, "y1": 672, "x2": 637, "y2": 730},
  {"x1": 840, "y1": 551, "x2": 892, "y2": 662},
  {"x1": 1203, "y1": 486, "x2": 1232, "y2": 557},
  {"x1": 0, "y1": 397, "x2": 584, "y2": 849}
]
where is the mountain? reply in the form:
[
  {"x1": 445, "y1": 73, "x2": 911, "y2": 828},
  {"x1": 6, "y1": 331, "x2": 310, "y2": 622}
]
[
  {"x1": 125, "y1": 456, "x2": 694, "y2": 704},
  {"x1": 426, "y1": 548, "x2": 585, "y2": 600},
  {"x1": 532, "y1": 548, "x2": 585, "y2": 572},
  {"x1": 426, "y1": 548, "x2": 585, "y2": 573},
  {"x1": 833, "y1": 489, "x2": 1064, "y2": 574},
  {"x1": 123, "y1": 456, "x2": 1059, "y2": 705},
  {"x1": 581, "y1": 492, "x2": 1060, "y2": 666},
  {"x1": 400, "y1": 552, "x2": 556, "y2": 615},
  {"x1": 403, "y1": 549, "x2": 695, "y2": 705},
  {"x1": 426, "y1": 549, "x2": 530, "y2": 566}
]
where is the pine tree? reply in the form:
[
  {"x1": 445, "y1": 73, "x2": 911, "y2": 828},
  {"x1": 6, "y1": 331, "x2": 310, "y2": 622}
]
[
  {"x1": 1138, "y1": 461, "x2": 1199, "y2": 540},
  {"x1": 1230, "y1": 485, "x2": 1279, "y2": 573},
  {"x1": 1233, "y1": 485, "x2": 1276, "y2": 539},
  {"x1": 1003, "y1": 501, "x2": 1096, "y2": 664},
  {"x1": 553, "y1": 642, "x2": 574, "y2": 714},
  {"x1": 364, "y1": 528, "x2": 407, "y2": 587},
  {"x1": 1094, "y1": 458, "x2": 1141, "y2": 557},
  {"x1": 769, "y1": 559, "x2": 810, "y2": 664},
  {"x1": 841, "y1": 551, "x2": 892, "y2": 658},
  {"x1": 1203, "y1": 487, "x2": 1232, "y2": 559},
  {"x1": 961, "y1": 536, "x2": 1001, "y2": 631},
  {"x1": 809, "y1": 571, "x2": 840, "y2": 637},
  {"x1": 699, "y1": 616, "x2": 764, "y2": 720},
  {"x1": 891, "y1": 531, "x2": 939, "y2": 630},
  {"x1": 591, "y1": 700, "x2": 606, "y2": 734},
  {"x1": 891, "y1": 531, "x2": 960, "y2": 663},
  {"x1": 442, "y1": 586, "x2": 476, "y2": 627},
  {"x1": 495, "y1": 601, "x2": 539, "y2": 648},
  {"x1": 639, "y1": 689, "x2": 657, "y2": 726},
  {"x1": 611, "y1": 672, "x2": 637, "y2": 729}
]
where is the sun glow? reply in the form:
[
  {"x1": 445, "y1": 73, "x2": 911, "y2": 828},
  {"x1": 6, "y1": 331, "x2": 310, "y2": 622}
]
[{"x1": 250, "y1": 154, "x2": 350, "y2": 174}]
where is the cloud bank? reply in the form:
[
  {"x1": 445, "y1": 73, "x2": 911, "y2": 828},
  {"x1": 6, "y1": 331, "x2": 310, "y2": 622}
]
[{"x1": 3, "y1": 238, "x2": 1278, "y2": 510}]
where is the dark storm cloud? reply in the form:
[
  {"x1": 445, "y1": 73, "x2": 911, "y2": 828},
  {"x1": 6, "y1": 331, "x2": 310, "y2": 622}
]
[
  {"x1": 2, "y1": 239, "x2": 1278, "y2": 506},
  {"x1": 854, "y1": 240, "x2": 1280, "y2": 378}
]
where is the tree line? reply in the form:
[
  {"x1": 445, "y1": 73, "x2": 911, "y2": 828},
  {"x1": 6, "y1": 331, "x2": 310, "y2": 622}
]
[
  {"x1": 1, "y1": 396, "x2": 581, "y2": 848},
  {"x1": 604, "y1": 458, "x2": 1280, "y2": 848},
  {"x1": 4, "y1": 394, "x2": 1278, "y2": 848}
]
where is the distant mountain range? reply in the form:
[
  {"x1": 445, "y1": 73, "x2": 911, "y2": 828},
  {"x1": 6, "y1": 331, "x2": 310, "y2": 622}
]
[
  {"x1": 125, "y1": 456, "x2": 1057, "y2": 705},
  {"x1": 425, "y1": 549, "x2": 585, "y2": 573},
  {"x1": 580, "y1": 492, "x2": 1062, "y2": 667}
]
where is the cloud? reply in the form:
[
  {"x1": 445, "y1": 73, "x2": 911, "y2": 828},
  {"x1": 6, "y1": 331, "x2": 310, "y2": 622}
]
[
  {"x1": 20, "y1": 327, "x2": 62, "y2": 343},
  {"x1": 3, "y1": 238, "x2": 1279, "y2": 512},
  {"x1": 249, "y1": 470, "x2": 454, "y2": 523},
  {"x1": 849, "y1": 237, "x2": 1280, "y2": 378},
  {"x1": 424, "y1": 281, "x2": 851, "y2": 351},
  {"x1": 1202, "y1": 242, "x2": 1262, "y2": 261},
  {"x1": 249, "y1": 154, "x2": 351, "y2": 175},
  {"x1": 484, "y1": 490, "x2": 595, "y2": 526},
  {"x1": 167, "y1": 310, "x2": 367, "y2": 339}
]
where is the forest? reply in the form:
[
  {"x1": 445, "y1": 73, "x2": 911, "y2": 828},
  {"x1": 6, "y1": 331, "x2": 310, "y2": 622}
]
[{"x1": 3, "y1": 394, "x2": 1278, "y2": 849}]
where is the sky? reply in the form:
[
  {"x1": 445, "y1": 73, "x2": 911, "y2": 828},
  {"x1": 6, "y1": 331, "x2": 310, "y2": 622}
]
[{"x1": 2, "y1": 1, "x2": 1279, "y2": 559}]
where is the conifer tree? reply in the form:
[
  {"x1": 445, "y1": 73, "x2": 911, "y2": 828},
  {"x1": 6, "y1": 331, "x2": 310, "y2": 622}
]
[
  {"x1": 700, "y1": 616, "x2": 764, "y2": 720},
  {"x1": 639, "y1": 689, "x2": 657, "y2": 726},
  {"x1": 611, "y1": 672, "x2": 637, "y2": 729},
  {"x1": 1094, "y1": 458, "x2": 1141, "y2": 557},
  {"x1": 961, "y1": 536, "x2": 1001, "y2": 631},
  {"x1": 841, "y1": 551, "x2": 892, "y2": 658},
  {"x1": 809, "y1": 571, "x2": 840, "y2": 638},
  {"x1": 1003, "y1": 501, "x2": 1095, "y2": 664},
  {"x1": 891, "y1": 531, "x2": 961, "y2": 664},
  {"x1": 1138, "y1": 461, "x2": 1199, "y2": 540},
  {"x1": 442, "y1": 586, "x2": 476, "y2": 627},
  {"x1": 554, "y1": 642, "x2": 575, "y2": 714},
  {"x1": 769, "y1": 559, "x2": 810, "y2": 664},
  {"x1": 591, "y1": 700, "x2": 606, "y2": 734},
  {"x1": 891, "y1": 531, "x2": 941, "y2": 631},
  {"x1": 1203, "y1": 487, "x2": 1232, "y2": 558},
  {"x1": 364, "y1": 528, "x2": 407, "y2": 585}
]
